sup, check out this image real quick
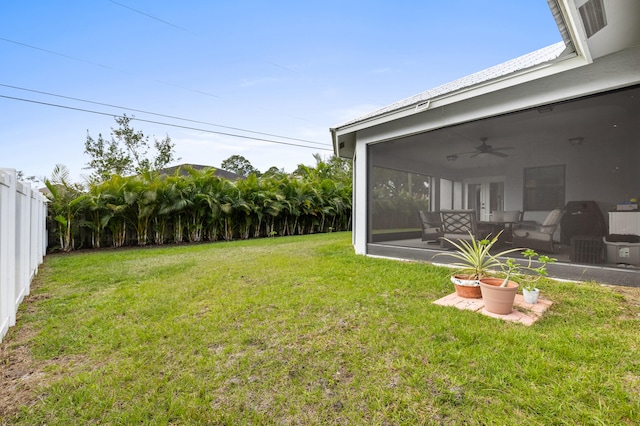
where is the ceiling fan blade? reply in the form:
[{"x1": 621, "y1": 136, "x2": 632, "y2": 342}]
[{"x1": 450, "y1": 139, "x2": 514, "y2": 158}]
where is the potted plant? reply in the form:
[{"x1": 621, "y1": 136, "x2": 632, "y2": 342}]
[
  {"x1": 515, "y1": 249, "x2": 556, "y2": 304},
  {"x1": 438, "y1": 232, "x2": 520, "y2": 299},
  {"x1": 480, "y1": 249, "x2": 556, "y2": 313}
]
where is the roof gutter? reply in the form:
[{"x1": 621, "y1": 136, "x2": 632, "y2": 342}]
[
  {"x1": 333, "y1": 51, "x2": 584, "y2": 137},
  {"x1": 553, "y1": 0, "x2": 593, "y2": 63}
]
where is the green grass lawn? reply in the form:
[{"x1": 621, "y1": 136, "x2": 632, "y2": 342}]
[{"x1": 2, "y1": 232, "x2": 639, "y2": 424}]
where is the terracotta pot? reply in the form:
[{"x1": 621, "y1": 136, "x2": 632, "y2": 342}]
[
  {"x1": 522, "y1": 288, "x2": 540, "y2": 304},
  {"x1": 479, "y1": 277, "x2": 519, "y2": 314},
  {"x1": 451, "y1": 275, "x2": 482, "y2": 299}
]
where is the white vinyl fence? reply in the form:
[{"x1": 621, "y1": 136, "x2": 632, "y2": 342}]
[{"x1": 0, "y1": 168, "x2": 47, "y2": 343}]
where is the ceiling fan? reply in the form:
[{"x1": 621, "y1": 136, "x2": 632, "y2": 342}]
[{"x1": 454, "y1": 137, "x2": 514, "y2": 158}]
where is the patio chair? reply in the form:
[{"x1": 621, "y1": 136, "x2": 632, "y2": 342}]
[
  {"x1": 501, "y1": 210, "x2": 523, "y2": 223},
  {"x1": 418, "y1": 211, "x2": 443, "y2": 242},
  {"x1": 512, "y1": 209, "x2": 564, "y2": 253},
  {"x1": 487, "y1": 210, "x2": 523, "y2": 244},
  {"x1": 439, "y1": 209, "x2": 479, "y2": 249}
]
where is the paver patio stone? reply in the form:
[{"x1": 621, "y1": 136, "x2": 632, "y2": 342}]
[{"x1": 433, "y1": 292, "x2": 552, "y2": 325}]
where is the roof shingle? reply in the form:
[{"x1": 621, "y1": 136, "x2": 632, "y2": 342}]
[{"x1": 335, "y1": 41, "x2": 567, "y2": 129}]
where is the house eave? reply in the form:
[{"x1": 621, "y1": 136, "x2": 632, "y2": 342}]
[
  {"x1": 553, "y1": 0, "x2": 594, "y2": 63},
  {"x1": 332, "y1": 51, "x2": 588, "y2": 155},
  {"x1": 331, "y1": 0, "x2": 610, "y2": 158}
]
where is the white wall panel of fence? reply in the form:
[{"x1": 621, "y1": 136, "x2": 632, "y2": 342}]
[{"x1": 0, "y1": 168, "x2": 47, "y2": 343}]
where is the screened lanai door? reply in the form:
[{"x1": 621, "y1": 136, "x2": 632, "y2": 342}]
[{"x1": 466, "y1": 178, "x2": 505, "y2": 222}]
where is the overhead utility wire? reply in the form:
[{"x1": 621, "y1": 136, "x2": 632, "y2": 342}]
[
  {"x1": 0, "y1": 83, "x2": 330, "y2": 147},
  {"x1": 0, "y1": 36, "x2": 321, "y2": 127},
  {"x1": 107, "y1": 0, "x2": 188, "y2": 32},
  {"x1": 0, "y1": 37, "x2": 221, "y2": 99},
  {"x1": 106, "y1": 1, "x2": 296, "y2": 76},
  {"x1": 0, "y1": 94, "x2": 333, "y2": 152},
  {"x1": 0, "y1": 37, "x2": 113, "y2": 70}
]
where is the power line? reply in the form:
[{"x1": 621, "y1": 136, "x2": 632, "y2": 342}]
[
  {"x1": 0, "y1": 94, "x2": 333, "y2": 152},
  {"x1": 107, "y1": 0, "x2": 189, "y2": 32},
  {"x1": 0, "y1": 37, "x2": 114, "y2": 70},
  {"x1": 105, "y1": 1, "x2": 297, "y2": 75},
  {"x1": 0, "y1": 35, "x2": 312, "y2": 117},
  {"x1": 0, "y1": 37, "x2": 221, "y2": 99},
  {"x1": 0, "y1": 36, "x2": 326, "y2": 127},
  {"x1": 0, "y1": 83, "x2": 331, "y2": 147}
]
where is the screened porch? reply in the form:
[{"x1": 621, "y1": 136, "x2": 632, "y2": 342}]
[{"x1": 367, "y1": 84, "x2": 640, "y2": 286}]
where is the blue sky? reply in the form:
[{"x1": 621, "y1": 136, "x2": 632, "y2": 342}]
[{"x1": 1, "y1": 1, "x2": 562, "y2": 184}]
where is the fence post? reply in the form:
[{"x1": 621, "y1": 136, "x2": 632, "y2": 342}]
[
  {"x1": 30, "y1": 190, "x2": 42, "y2": 280},
  {"x1": 15, "y1": 181, "x2": 30, "y2": 305},
  {"x1": 0, "y1": 169, "x2": 17, "y2": 338},
  {"x1": 0, "y1": 168, "x2": 46, "y2": 343}
]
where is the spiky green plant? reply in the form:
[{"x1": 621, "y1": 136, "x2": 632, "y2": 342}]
[{"x1": 437, "y1": 231, "x2": 521, "y2": 280}]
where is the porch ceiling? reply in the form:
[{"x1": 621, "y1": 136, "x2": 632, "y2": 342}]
[{"x1": 371, "y1": 85, "x2": 640, "y2": 171}]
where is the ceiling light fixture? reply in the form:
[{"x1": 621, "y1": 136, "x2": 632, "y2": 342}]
[
  {"x1": 446, "y1": 154, "x2": 458, "y2": 162},
  {"x1": 569, "y1": 137, "x2": 584, "y2": 146}
]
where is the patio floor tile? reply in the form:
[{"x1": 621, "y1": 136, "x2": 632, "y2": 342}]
[{"x1": 433, "y1": 292, "x2": 553, "y2": 325}]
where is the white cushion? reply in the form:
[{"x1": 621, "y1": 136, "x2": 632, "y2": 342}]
[
  {"x1": 542, "y1": 209, "x2": 563, "y2": 226},
  {"x1": 513, "y1": 229, "x2": 552, "y2": 241}
]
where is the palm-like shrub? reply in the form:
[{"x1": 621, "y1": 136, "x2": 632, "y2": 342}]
[
  {"x1": 45, "y1": 165, "x2": 85, "y2": 252},
  {"x1": 45, "y1": 157, "x2": 353, "y2": 251}
]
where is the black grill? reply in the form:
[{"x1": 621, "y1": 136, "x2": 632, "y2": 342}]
[{"x1": 571, "y1": 235, "x2": 604, "y2": 264}]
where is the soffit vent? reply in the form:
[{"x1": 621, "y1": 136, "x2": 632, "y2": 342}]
[{"x1": 579, "y1": 0, "x2": 607, "y2": 38}]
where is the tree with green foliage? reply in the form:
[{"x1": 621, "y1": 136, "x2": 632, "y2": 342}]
[
  {"x1": 123, "y1": 172, "x2": 160, "y2": 246},
  {"x1": 45, "y1": 154, "x2": 352, "y2": 251},
  {"x1": 155, "y1": 173, "x2": 188, "y2": 244},
  {"x1": 84, "y1": 115, "x2": 178, "y2": 182},
  {"x1": 16, "y1": 170, "x2": 42, "y2": 184},
  {"x1": 100, "y1": 175, "x2": 130, "y2": 247},
  {"x1": 261, "y1": 166, "x2": 287, "y2": 178},
  {"x1": 78, "y1": 182, "x2": 111, "y2": 248},
  {"x1": 293, "y1": 153, "x2": 352, "y2": 183},
  {"x1": 220, "y1": 154, "x2": 260, "y2": 177},
  {"x1": 44, "y1": 164, "x2": 86, "y2": 252}
]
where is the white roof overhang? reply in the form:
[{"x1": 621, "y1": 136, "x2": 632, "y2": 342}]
[{"x1": 331, "y1": 0, "x2": 640, "y2": 158}]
